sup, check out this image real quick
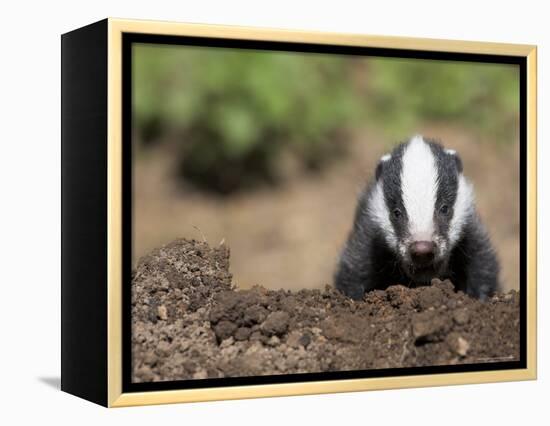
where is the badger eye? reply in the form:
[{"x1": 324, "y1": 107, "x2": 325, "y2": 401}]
[
  {"x1": 439, "y1": 204, "x2": 449, "y2": 215},
  {"x1": 392, "y1": 208, "x2": 402, "y2": 219}
]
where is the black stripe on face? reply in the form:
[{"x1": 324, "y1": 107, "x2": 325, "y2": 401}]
[
  {"x1": 426, "y1": 139, "x2": 460, "y2": 237},
  {"x1": 381, "y1": 142, "x2": 408, "y2": 240}
]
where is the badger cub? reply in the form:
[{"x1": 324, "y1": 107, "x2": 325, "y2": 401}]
[{"x1": 335, "y1": 135, "x2": 499, "y2": 300}]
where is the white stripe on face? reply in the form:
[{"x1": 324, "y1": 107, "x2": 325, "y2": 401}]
[
  {"x1": 448, "y1": 174, "x2": 474, "y2": 246},
  {"x1": 369, "y1": 181, "x2": 397, "y2": 249},
  {"x1": 401, "y1": 136, "x2": 438, "y2": 241}
]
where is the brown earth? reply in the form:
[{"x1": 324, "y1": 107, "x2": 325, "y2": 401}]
[{"x1": 132, "y1": 239, "x2": 520, "y2": 383}]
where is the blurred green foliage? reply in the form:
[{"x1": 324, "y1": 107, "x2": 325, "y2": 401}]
[
  {"x1": 134, "y1": 44, "x2": 363, "y2": 193},
  {"x1": 366, "y1": 58, "x2": 519, "y2": 141},
  {"x1": 133, "y1": 44, "x2": 519, "y2": 193}
]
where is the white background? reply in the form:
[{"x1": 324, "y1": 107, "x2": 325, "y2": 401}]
[{"x1": 0, "y1": 0, "x2": 547, "y2": 424}]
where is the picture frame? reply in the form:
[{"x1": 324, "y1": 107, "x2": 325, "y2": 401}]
[{"x1": 61, "y1": 17, "x2": 537, "y2": 407}]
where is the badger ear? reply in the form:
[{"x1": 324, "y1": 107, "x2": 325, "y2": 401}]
[
  {"x1": 375, "y1": 154, "x2": 391, "y2": 180},
  {"x1": 445, "y1": 149, "x2": 463, "y2": 173}
]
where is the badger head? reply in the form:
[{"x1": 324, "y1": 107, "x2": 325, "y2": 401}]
[{"x1": 369, "y1": 135, "x2": 474, "y2": 283}]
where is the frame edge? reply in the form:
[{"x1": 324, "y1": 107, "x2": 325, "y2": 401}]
[
  {"x1": 105, "y1": 17, "x2": 538, "y2": 407},
  {"x1": 108, "y1": 17, "x2": 536, "y2": 56},
  {"x1": 526, "y1": 46, "x2": 537, "y2": 380},
  {"x1": 62, "y1": 18, "x2": 110, "y2": 407},
  {"x1": 107, "y1": 18, "x2": 124, "y2": 407}
]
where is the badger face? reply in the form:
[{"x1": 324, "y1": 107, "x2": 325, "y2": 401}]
[{"x1": 369, "y1": 136, "x2": 474, "y2": 283}]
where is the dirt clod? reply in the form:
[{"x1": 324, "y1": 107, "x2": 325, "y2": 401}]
[
  {"x1": 157, "y1": 305, "x2": 168, "y2": 320},
  {"x1": 417, "y1": 286, "x2": 446, "y2": 310},
  {"x1": 453, "y1": 308, "x2": 470, "y2": 325},
  {"x1": 234, "y1": 327, "x2": 252, "y2": 341},
  {"x1": 132, "y1": 239, "x2": 520, "y2": 383},
  {"x1": 213, "y1": 320, "x2": 238, "y2": 342},
  {"x1": 412, "y1": 310, "x2": 453, "y2": 343},
  {"x1": 261, "y1": 311, "x2": 290, "y2": 336},
  {"x1": 447, "y1": 332, "x2": 471, "y2": 357},
  {"x1": 243, "y1": 305, "x2": 269, "y2": 325}
]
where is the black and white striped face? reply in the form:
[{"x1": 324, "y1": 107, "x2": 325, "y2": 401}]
[{"x1": 369, "y1": 136, "x2": 474, "y2": 282}]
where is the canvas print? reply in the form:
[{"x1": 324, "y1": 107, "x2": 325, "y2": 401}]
[{"x1": 130, "y1": 43, "x2": 521, "y2": 384}]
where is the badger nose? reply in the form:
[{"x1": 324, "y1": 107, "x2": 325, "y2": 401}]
[{"x1": 410, "y1": 241, "x2": 435, "y2": 264}]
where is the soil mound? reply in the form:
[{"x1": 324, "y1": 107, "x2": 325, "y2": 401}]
[{"x1": 132, "y1": 239, "x2": 520, "y2": 382}]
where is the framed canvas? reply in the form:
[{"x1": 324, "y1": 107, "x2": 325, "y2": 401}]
[{"x1": 61, "y1": 18, "x2": 537, "y2": 407}]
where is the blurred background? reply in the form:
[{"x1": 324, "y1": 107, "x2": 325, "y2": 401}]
[{"x1": 132, "y1": 43, "x2": 520, "y2": 291}]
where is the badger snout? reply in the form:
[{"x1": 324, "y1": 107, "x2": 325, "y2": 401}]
[{"x1": 409, "y1": 240, "x2": 435, "y2": 265}]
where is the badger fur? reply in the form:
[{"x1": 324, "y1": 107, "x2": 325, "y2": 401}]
[{"x1": 334, "y1": 135, "x2": 499, "y2": 300}]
